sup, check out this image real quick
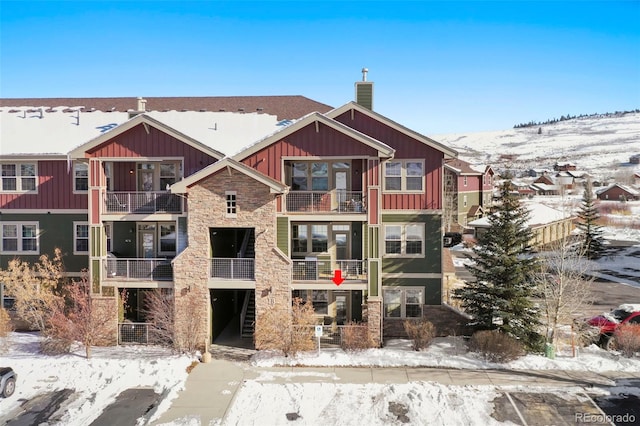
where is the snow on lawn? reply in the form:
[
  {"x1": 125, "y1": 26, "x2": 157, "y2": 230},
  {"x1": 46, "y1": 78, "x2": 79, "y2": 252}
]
[
  {"x1": 252, "y1": 337, "x2": 640, "y2": 373},
  {"x1": 0, "y1": 332, "x2": 195, "y2": 425}
]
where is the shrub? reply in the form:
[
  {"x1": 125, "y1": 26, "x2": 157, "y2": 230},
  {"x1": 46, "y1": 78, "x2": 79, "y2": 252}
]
[
  {"x1": 341, "y1": 322, "x2": 375, "y2": 351},
  {"x1": 403, "y1": 319, "x2": 436, "y2": 351},
  {"x1": 614, "y1": 324, "x2": 640, "y2": 357},
  {"x1": 468, "y1": 330, "x2": 525, "y2": 363},
  {"x1": 0, "y1": 308, "x2": 12, "y2": 338},
  {"x1": 255, "y1": 297, "x2": 316, "y2": 357}
]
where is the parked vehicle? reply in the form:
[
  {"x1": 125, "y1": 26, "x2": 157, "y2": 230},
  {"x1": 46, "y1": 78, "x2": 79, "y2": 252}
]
[
  {"x1": 587, "y1": 304, "x2": 640, "y2": 349},
  {"x1": 0, "y1": 367, "x2": 17, "y2": 398}
]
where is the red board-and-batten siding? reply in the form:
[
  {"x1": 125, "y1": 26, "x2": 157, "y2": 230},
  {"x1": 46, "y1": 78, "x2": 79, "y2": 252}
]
[
  {"x1": 459, "y1": 175, "x2": 481, "y2": 192},
  {"x1": 333, "y1": 110, "x2": 444, "y2": 211},
  {"x1": 240, "y1": 122, "x2": 381, "y2": 182},
  {"x1": 83, "y1": 124, "x2": 219, "y2": 178},
  {"x1": 0, "y1": 160, "x2": 88, "y2": 210}
]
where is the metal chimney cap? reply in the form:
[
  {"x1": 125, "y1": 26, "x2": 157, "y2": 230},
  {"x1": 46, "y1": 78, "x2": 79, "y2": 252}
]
[{"x1": 361, "y1": 68, "x2": 369, "y2": 81}]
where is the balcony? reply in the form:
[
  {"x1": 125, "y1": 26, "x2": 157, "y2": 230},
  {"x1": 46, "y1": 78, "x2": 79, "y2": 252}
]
[
  {"x1": 104, "y1": 191, "x2": 182, "y2": 214},
  {"x1": 284, "y1": 190, "x2": 365, "y2": 214},
  {"x1": 103, "y1": 258, "x2": 173, "y2": 281},
  {"x1": 292, "y1": 259, "x2": 367, "y2": 281},
  {"x1": 211, "y1": 258, "x2": 255, "y2": 280}
]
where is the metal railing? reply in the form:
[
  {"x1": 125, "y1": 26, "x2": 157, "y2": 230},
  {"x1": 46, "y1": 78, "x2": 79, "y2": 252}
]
[
  {"x1": 104, "y1": 258, "x2": 173, "y2": 281},
  {"x1": 284, "y1": 190, "x2": 365, "y2": 213},
  {"x1": 211, "y1": 258, "x2": 255, "y2": 280},
  {"x1": 292, "y1": 259, "x2": 367, "y2": 281},
  {"x1": 294, "y1": 324, "x2": 370, "y2": 349},
  {"x1": 118, "y1": 322, "x2": 150, "y2": 344},
  {"x1": 104, "y1": 191, "x2": 182, "y2": 214}
]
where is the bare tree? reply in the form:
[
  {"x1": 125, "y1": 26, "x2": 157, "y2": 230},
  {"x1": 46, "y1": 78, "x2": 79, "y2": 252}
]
[
  {"x1": 142, "y1": 289, "x2": 175, "y2": 347},
  {"x1": 0, "y1": 248, "x2": 67, "y2": 332},
  {"x1": 255, "y1": 297, "x2": 316, "y2": 356},
  {"x1": 49, "y1": 277, "x2": 115, "y2": 358},
  {"x1": 442, "y1": 170, "x2": 458, "y2": 232},
  {"x1": 534, "y1": 239, "x2": 594, "y2": 346}
]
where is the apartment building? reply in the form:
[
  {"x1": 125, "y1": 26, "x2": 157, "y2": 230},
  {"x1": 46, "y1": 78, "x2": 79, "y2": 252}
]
[{"x1": 1, "y1": 77, "x2": 459, "y2": 346}]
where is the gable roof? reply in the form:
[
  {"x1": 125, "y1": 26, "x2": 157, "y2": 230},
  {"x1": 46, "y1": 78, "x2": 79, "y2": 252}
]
[
  {"x1": 0, "y1": 96, "x2": 333, "y2": 121},
  {"x1": 596, "y1": 183, "x2": 640, "y2": 196},
  {"x1": 171, "y1": 157, "x2": 287, "y2": 194},
  {"x1": 231, "y1": 111, "x2": 396, "y2": 162},
  {"x1": 326, "y1": 102, "x2": 458, "y2": 159},
  {"x1": 445, "y1": 158, "x2": 483, "y2": 175},
  {"x1": 68, "y1": 113, "x2": 226, "y2": 160},
  {"x1": 469, "y1": 202, "x2": 571, "y2": 229}
]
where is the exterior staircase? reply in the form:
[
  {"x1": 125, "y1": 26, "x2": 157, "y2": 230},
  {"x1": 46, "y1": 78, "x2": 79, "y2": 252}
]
[{"x1": 241, "y1": 289, "x2": 255, "y2": 338}]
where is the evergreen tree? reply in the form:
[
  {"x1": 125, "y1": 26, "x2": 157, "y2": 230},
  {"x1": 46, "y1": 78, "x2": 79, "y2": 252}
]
[
  {"x1": 454, "y1": 181, "x2": 542, "y2": 350},
  {"x1": 576, "y1": 178, "x2": 605, "y2": 259}
]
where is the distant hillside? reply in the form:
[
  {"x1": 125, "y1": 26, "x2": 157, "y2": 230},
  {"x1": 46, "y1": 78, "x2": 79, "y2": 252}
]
[{"x1": 433, "y1": 112, "x2": 640, "y2": 180}]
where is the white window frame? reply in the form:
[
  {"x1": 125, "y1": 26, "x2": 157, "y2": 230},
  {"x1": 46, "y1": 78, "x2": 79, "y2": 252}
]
[
  {"x1": 383, "y1": 287, "x2": 424, "y2": 318},
  {"x1": 1, "y1": 162, "x2": 38, "y2": 193},
  {"x1": 383, "y1": 160, "x2": 424, "y2": 193},
  {"x1": 73, "y1": 222, "x2": 89, "y2": 254},
  {"x1": 1, "y1": 221, "x2": 39, "y2": 254},
  {"x1": 225, "y1": 191, "x2": 237, "y2": 218},
  {"x1": 383, "y1": 223, "x2": 425, "y2": 257},
  {"x1": 73, "y1": 161, "x2": 89, "y2": 193},
  {"x1": 463, "y1": 195, "x2": 468, "y2": 208},
  {"x1": 463, "y1": 176, "x2": 468, "y2": 187}
]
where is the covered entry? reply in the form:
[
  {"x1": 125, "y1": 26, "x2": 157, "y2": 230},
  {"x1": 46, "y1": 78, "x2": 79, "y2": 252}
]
[{"x1": 210, "y1": 289, "x2": 255, "y2": 346}]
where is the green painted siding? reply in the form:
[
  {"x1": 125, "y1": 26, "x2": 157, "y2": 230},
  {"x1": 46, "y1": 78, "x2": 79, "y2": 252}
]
[
  {"x1": 368, "y1": 260, "x2": 379, "y2": 296},
  {"x1": 0, "y1": 213, "x2": 88, "y2": 272},
  {"x1": 381, "y1": 213, "x2": 442, "y2": 274},
  {"x1": 382, "y1": 278, "x2": 442, "y2": 305},
  {"x1": 276, "y1": 217, "x2": 289, "y2": 254}
]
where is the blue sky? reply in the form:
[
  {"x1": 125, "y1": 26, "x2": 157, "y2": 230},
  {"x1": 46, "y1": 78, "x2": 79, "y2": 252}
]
[{"x1": 1, "y1": 1, "x2": 638, "y2": 134}]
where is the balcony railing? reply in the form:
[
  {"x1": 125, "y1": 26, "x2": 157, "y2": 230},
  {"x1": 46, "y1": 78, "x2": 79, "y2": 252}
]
[
  {"x1": 284, "y1": 190, "x2": 365, "y2": 213},
  {"x1": 104, "y1": 191, "x2": 182, "y2": 214},
  {"x1": 292, "y1": 259, "x2": 367, "y2": 281},
  {"x1": 103, "y1": 258, "x2": 173, "y2": 281},
  {"x1": 211, "y1": 258, "x2": 255, "y2": 280}
]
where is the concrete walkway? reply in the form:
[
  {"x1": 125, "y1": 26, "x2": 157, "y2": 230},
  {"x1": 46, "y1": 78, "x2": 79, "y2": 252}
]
[{"x1": 152, "y1": 355, "x2": 640, "y2": 425}]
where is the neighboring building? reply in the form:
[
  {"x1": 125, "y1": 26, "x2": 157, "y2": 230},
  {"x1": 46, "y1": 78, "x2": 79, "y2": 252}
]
[
  {"x1": 554, "y1": 162, "x2": 576, "y2": 172},
  {"x1": 596, "y1": 183, "x2": 640, "y2": 201},
  {"x1": 443, "y1": 158, "x2": 494, "y2": 229},
  {"x1": 1, "y1": 75, "x2": 462, "y2": 346},
  {"x1": 630, "y1": 154, "x2": 640, "y2": 165},
  {"x1": 468, "y1": 203, "x2": 574, "y2": 249}
]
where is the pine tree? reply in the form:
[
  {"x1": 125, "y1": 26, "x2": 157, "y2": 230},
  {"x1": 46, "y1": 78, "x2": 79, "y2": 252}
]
[
  {"x1": 576, "y1": 178, "x2": 605, "y2": 259},
  {"x1": 454, "y1": 181, "x2": 542, "y2": 350}
]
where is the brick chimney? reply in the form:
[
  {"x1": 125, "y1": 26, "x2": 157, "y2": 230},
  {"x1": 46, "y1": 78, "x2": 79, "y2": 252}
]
[{"x1": 355, "y1": 68, "x2": 374, "y2": 110}]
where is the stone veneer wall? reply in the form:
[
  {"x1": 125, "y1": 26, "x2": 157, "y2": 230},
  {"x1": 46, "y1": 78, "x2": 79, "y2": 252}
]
[
  {"x1": 92, "y1": 297, "x2": 119, "y2": 345},
  {"x1": 367, "y1": 299, "x2": 382, "y2": 347},
  {"x1": 172, "y1": 168, "x2": 290, "y2": 349}
]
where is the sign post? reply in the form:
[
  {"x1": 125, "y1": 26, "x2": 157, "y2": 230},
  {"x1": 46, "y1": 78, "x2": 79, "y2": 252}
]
[{"x1": 315, "y1": 325, "x2": 323, "y2": 356}]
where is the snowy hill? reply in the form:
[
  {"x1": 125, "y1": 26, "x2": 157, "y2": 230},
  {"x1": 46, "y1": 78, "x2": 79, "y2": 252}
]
[{"x1": 433, "y1": 112, "x2": 640, "y2": 180}]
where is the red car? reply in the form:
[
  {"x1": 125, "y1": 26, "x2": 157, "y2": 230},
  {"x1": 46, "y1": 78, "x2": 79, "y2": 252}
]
[{"x1": 587, "y1": 304, "x2": 640, "y2": 348}]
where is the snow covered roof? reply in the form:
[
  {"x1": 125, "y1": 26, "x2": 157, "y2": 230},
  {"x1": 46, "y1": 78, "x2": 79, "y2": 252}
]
[
  {"x1": 468, "y1": 202, "x2": 572, "y2": 229},
  {"x1": 595, "y1": 183, "x2": 640, "y2": 196},
  {"x1": 0, "y1": 107, "x2": 283, "y2": 158}
]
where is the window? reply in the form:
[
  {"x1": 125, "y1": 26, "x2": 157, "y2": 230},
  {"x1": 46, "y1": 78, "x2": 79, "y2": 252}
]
[
  {"x1": 383, "y1": 287, "x2": 424, "y2": 318},
  {"x1": 463, "y1": 195, "x2": 468, "y2": 208},
  {"x1": 74, "y1": 161, "x2": 89, "y2": 192},
  {"x1": 293, "y1": 290, "x2": 328, "y2": 315},
  {"x1": 1, "y1": 162, "x2": 37, "y2": 192},
  {"x1": 74, "y1": 222, "x2": 89, "y2": 254},
  {"x1": 159, "y1": 223, "x2": 176, "y2": 254},
  {"x1": 160, "y1": 163, "x2": 177, "y2": 189},
  {"x1": 1, "y1": 222, "x2": 39, "y2": 254},
  {"x1": 292, "y1": 224, "x2": 328, "y2": 253},
  {"x1": 311, "y1": 162, "x2": 328, "y2": 191},
  {"x1": 463, "y1": 176, "x2": 468, "y2": 187},
  {"x1": 291, "y1": 163, "x2": 308, "y2": 190},
  {"x1": 225, "y1": 191, "x2": 237, "y2": 217},
  {"x1": 383, "y1": 160, "x2": 424, "y2": 192},
  {"x1": 104, "y1": 223, "x2": 113, "y2": 253},
  {"x1": 384, "y1": 224, "x2": 424, "y2": 256}
]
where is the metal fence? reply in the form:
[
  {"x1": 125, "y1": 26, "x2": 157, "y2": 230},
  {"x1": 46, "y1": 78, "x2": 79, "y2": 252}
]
[
  {"x1": 284, "y1": 190, "x2": 365, "y2": 213},
  {"x1": 211, "y1": 258, "x2": 255, "y2": 280},
  {"x1": 118, "y1": 322, "x2": 150, "y2": 344},
  {"x1": 104, "y1": 191, "x2": 182, "y2": 214},
  {"x1": 292, "y1": 259, "x2": 367, "y2": 281},
  {"x1": 294, "y1": 324, "x2": 369, "y2": 349},
  {"x1": 104, "y1": 258, "x2": 173, "y2": 281}
]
